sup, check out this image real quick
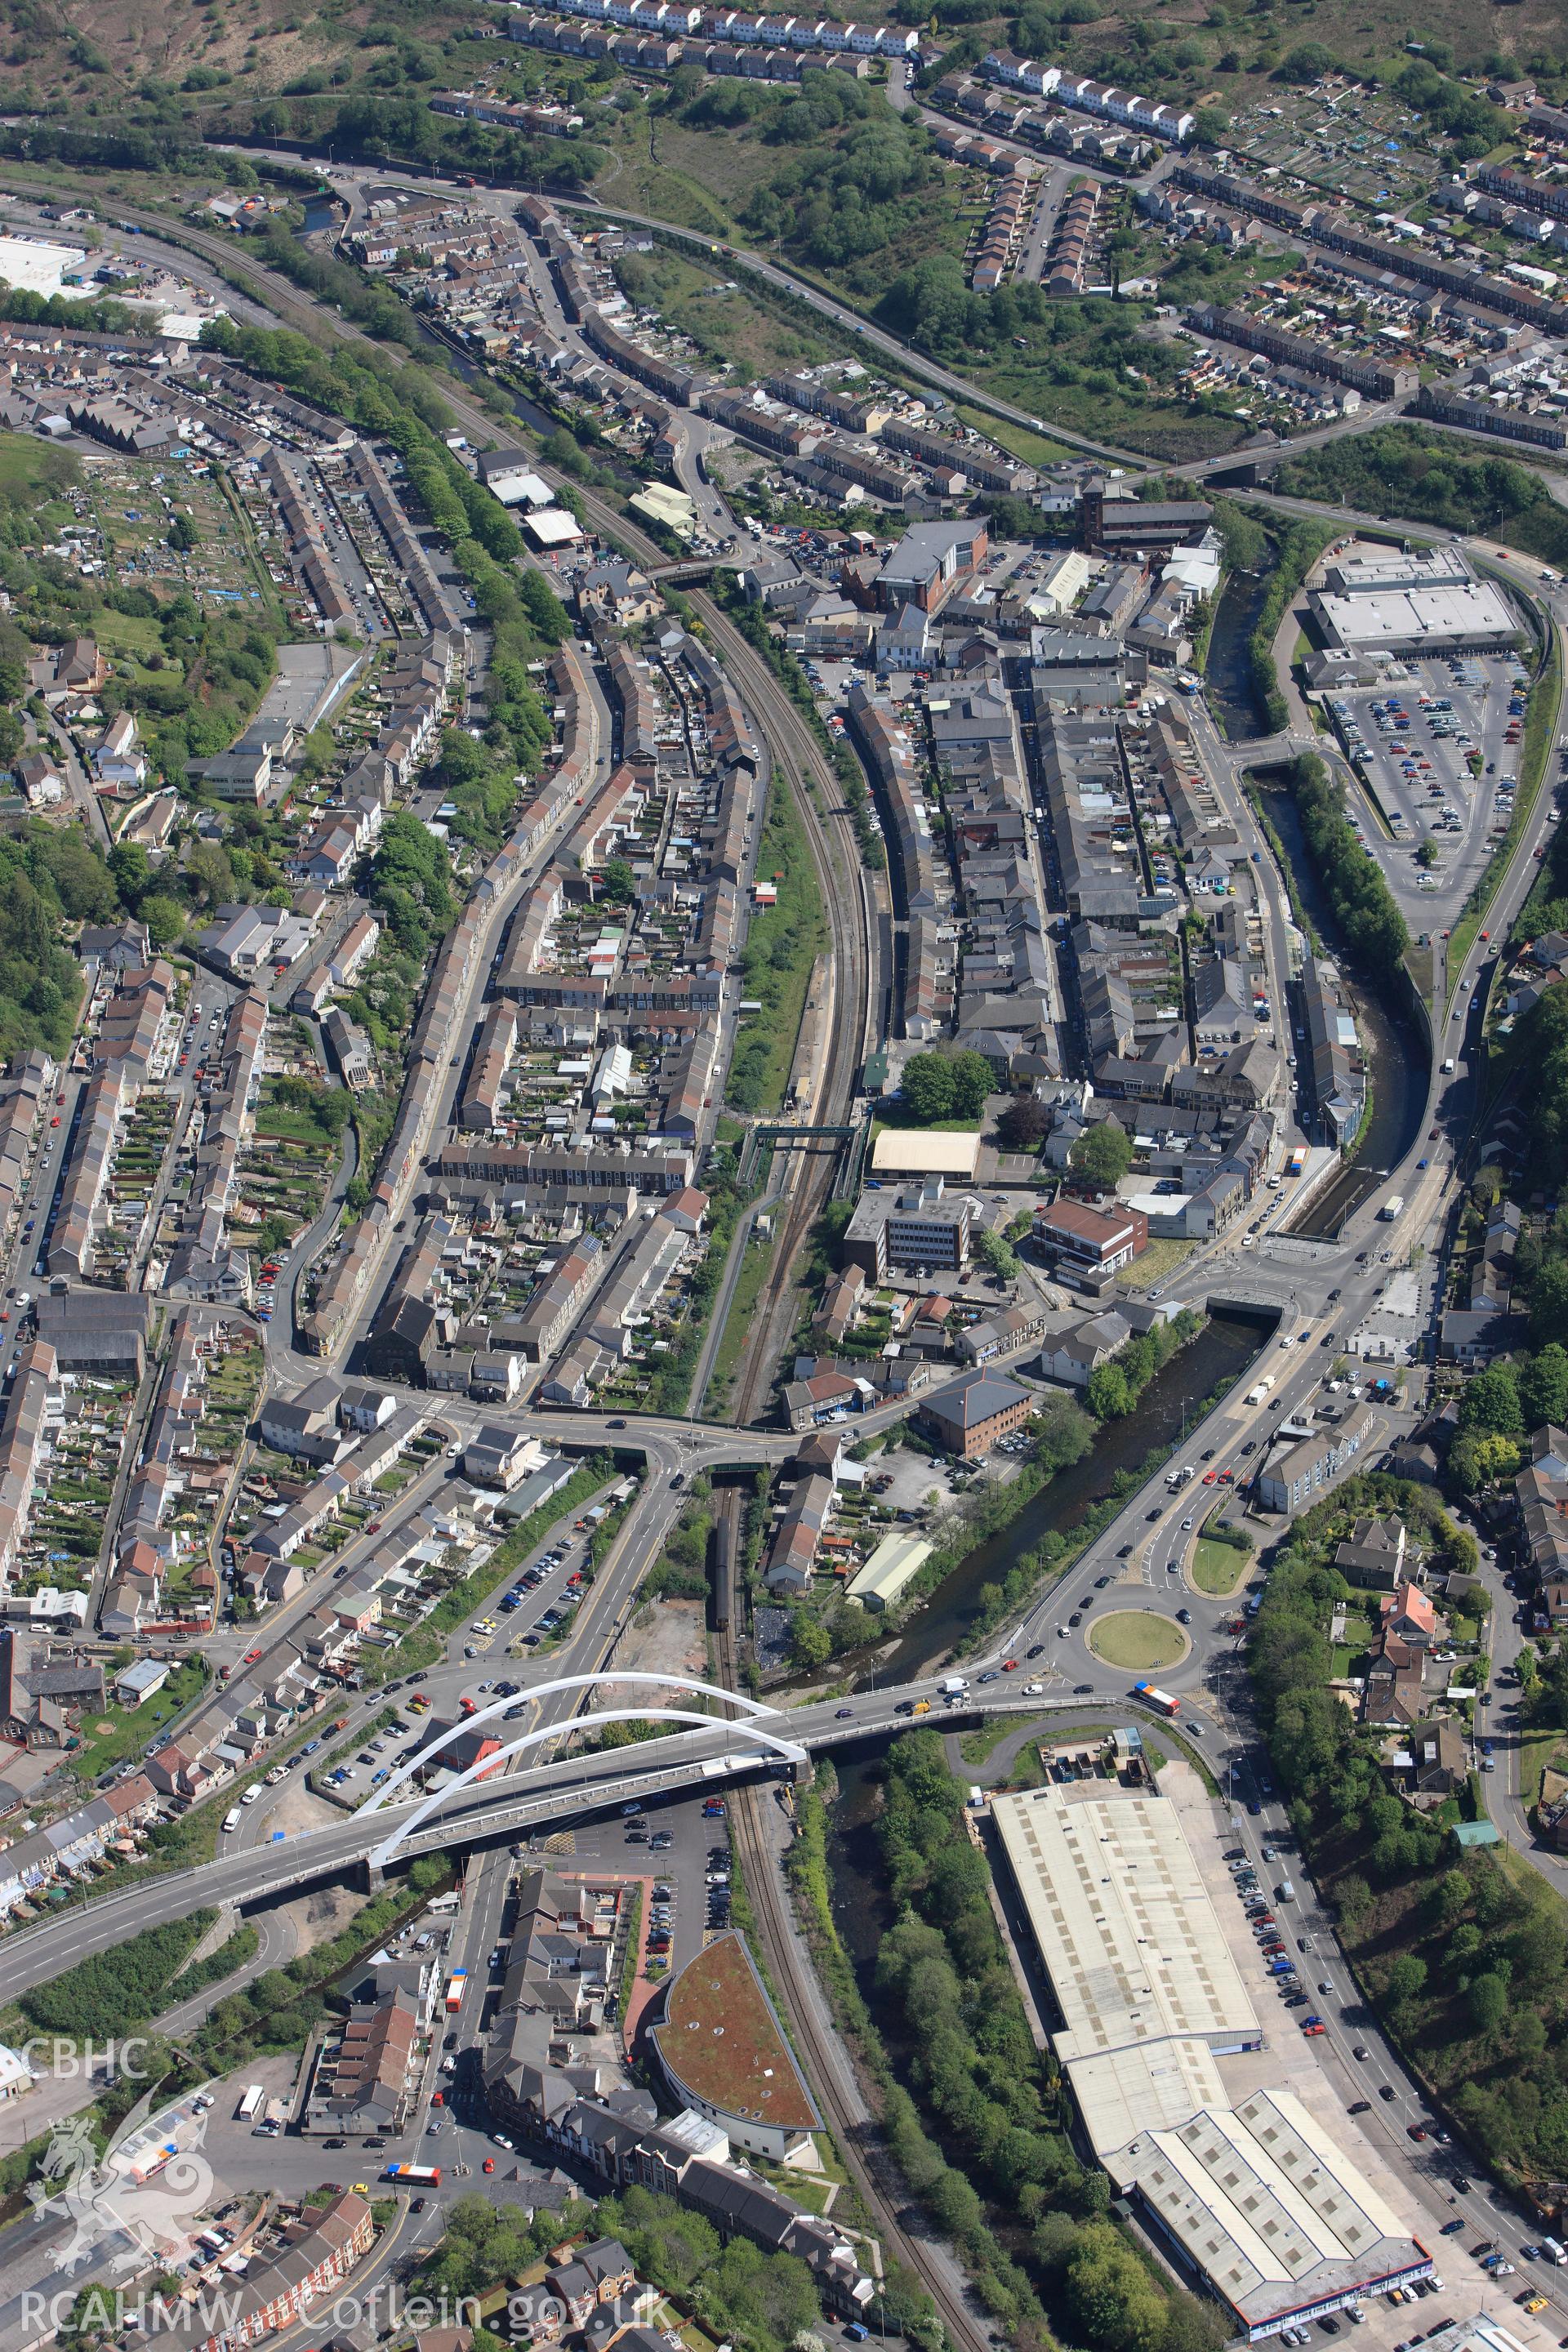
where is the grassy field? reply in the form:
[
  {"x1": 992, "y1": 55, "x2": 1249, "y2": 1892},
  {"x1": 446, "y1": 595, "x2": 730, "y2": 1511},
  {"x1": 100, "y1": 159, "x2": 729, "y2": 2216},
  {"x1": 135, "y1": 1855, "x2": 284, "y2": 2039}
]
[
  {"x1": 727, "y1": 777, "x2": 825, "y2": 1116},
  {"x1": 702, "y1": 1225, "x2": 779, "y2": 1414},
  {"x1": 1089, "y1": 1610, "x2": 1188, "y2": 1671},
  {"x1": 67, "y1": 1659, "x2": 211, "y2": 1782},
  {"x1": 612, "y1": 243, "x2": 835, "y2": 387},
  {"x1": 1116, "y1": 1236, "x2": 1196, "y2": 1293},
  {"x1": 0, "y1": 430, "x2": 81, "y2": 507},
  {"x1": 1192, "y1": 1537, "x2": 1251, "y2": 1598},
  {"x1": 953, "y1": 406, "x2": 1074, "y2": 467}
]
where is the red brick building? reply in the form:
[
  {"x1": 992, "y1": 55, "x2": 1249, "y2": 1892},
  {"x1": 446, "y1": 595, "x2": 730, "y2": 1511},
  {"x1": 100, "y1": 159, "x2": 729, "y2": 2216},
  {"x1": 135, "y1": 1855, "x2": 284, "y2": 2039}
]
[
  {"x1": 1033, "y1": 1196, "x2": 1147, "y2": 1275},
  {"x1": 920, "y1": 1370, "x2": 1033, "y2": 1459}
]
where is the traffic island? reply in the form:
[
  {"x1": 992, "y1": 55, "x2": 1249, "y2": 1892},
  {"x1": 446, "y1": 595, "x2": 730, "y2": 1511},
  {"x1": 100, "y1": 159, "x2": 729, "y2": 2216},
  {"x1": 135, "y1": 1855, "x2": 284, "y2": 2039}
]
[{"x1": 1088, "y1": 1610, "x2": 1191, "y2": 1672}]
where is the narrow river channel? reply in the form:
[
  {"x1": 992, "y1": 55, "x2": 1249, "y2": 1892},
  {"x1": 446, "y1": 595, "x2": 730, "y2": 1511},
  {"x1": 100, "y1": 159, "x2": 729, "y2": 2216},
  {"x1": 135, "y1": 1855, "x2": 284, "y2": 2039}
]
[
  {"x1": 1200, "y1": 570, "x2": 1428, "y2": 1235},
  {"x1": 789, "y1": 1309, "x2": 1263, "y2": 1700}
]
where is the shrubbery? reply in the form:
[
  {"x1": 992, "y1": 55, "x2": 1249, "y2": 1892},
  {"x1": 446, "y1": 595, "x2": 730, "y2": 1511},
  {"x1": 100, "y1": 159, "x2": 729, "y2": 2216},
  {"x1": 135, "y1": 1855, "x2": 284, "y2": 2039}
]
[
  {"x1": 1276, "y1": 427, "x2": 1568, "y2": 572},
  {"x1": 1281, "y1": 753, "x2": 1409, "y2": 988},
  {"x1": 1249, "y1": 1477, "x2": 1568, "y2": 2187},
  {"x1": 874, "y1": 1734, "x2": 1227, "y2": 2349}
]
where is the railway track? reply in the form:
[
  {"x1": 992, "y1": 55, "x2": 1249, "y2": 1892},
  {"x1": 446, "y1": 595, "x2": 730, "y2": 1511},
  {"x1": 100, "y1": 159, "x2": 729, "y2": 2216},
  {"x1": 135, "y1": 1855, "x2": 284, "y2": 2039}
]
[{"x1": 710, "y1": 1496, "x2": 987, "y2": 2352}]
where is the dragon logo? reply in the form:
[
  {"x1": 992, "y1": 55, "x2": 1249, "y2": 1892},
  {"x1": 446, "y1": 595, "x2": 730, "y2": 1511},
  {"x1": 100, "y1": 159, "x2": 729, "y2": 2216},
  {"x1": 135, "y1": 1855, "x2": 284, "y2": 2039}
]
[{"x1": 29, "y1": 2090, "x2": 215, "y2": 2274}]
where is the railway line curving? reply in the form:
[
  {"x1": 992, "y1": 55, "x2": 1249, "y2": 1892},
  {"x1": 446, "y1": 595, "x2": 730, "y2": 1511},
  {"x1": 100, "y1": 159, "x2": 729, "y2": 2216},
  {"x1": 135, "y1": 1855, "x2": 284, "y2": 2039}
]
[{"x1": 710, "y1": 1494, "x2": 990, "y2": 2352}]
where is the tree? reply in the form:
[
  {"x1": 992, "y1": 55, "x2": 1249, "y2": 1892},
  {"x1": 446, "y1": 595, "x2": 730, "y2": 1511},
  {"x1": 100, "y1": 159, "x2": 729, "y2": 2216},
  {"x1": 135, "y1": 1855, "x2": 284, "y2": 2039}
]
[
  {"x1": 1087, "y1": 1361, "x2": 1133, "y2": 1420},
  {"x1": 1468, "y1": 1971, "x2": 1510, "y2": 2034},
  {"x1": 900, "y1": 1053, "x2": 956, "y2": 1124},
  {"x1": 1071, "y1": 1120, "x2": 1134, "y2": 1189},
  {"x1": 996, "y1": 1094, "x2": 1049, "y2": 1152},
  {"x1": 519, "y1": 570, "x2": 569, "y2": 644},
  {"x1": 140, "y1": 893, "x2": 185, "y2": 949},
  {"x1": 1511, "y1": 1913, "x2": 1566, "y2": 1993},
  {"x1": 109, "y1": 840, "x2": 149, "y2": 909},
  {"x1": 788, "y1": 1610, "x2": 831, "y2": 1671},
  {"x1": 1336, "y1": 1873, "x2": 1373, "y2": 1929},
  {"x1": 1277, "y1": 39, "x2": 1338, "y2": 79},
  {"x1": 1066, "y1": 2221, "x2": 1168, "y2": 2352},
  {"x1": 1522, "y1": 1343, "x2": 1568, "y2": 1432},
  {"x1": 947, "y1": 1049, "x2": 994, "y2": 1118},
  {"x1": 1458, "y1": 1361, "x2": 1523, "y2": 1436},
  {"x1": 1531, "y1": 1256, "x2": 1568, "y2": 1352},
  {"x1": 168, "y1": 511, "x2": 199, "y2": 550},
  {"x1": 1386, "y1": 1953, "x2": 1427, "y2": 2006},
  {"x1": 598, "y1": 858, "x2": 635, "y2": 904},
  {"x1": 976, "y1": 1227, "x2": 1020, "y2": 1283},
  {"x1": 1450, "y1": 1427, "x2": 1526, "y2": 1492}
]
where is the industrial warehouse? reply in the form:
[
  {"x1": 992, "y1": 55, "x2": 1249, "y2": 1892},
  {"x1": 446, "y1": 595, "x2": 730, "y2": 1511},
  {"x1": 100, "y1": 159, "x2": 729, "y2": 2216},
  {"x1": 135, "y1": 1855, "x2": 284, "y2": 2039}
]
[
  {"x1": 989, "y1": 1786, "x2": 1433, "y2": 2341},
  {"x1": 1306, "y1": 549, "x2": 1521, "y2": 661}
]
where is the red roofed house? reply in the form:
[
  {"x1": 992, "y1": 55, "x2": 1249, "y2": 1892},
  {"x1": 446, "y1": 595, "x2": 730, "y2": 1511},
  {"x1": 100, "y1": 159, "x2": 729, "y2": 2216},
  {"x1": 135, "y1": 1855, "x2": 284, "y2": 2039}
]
[
  {"x1": 417, "y1": 1720, "x2": 505, "y2": 1782},
  {"x1": 1379, "y1": 1580, "x2": 1443, "y2": 1651},
  {"x1": 782, "y1": 1370, "x2": 862, "y2": 1431}
]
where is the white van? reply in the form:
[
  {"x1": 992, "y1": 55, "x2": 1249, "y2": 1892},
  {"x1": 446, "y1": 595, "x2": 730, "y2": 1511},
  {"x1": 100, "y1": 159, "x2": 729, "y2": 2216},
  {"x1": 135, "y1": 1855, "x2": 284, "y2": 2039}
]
[{"x1": 221, "y1": 1806, "x2": 242, "y2": 1833}]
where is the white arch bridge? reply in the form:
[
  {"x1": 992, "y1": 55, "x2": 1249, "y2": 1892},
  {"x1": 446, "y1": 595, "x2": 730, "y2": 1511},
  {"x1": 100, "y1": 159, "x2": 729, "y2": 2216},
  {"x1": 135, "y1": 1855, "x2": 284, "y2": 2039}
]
[
  {"x1": 0, "y1": 1685, "x2": 1138, "y2": 2002},
  {"x1": 362, "y1": 1670, "x2": 808, "y2": 1871}
]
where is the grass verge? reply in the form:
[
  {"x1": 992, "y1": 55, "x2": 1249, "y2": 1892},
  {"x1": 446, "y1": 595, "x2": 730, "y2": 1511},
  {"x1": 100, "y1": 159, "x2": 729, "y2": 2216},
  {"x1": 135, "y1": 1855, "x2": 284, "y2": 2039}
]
[
  {"x1": 726, "y1": 777, "x2": 826, "y2": 1115},
  {"x1": 1448, "y1": 627, "x2": 1562, "y2": 996},
  {"x1": 1192, "y1": 1535, "x2": 1252, "y2": 1597},
  {"x1": 702, "y1": 1225, "x2": 779, "y2": 1414}
]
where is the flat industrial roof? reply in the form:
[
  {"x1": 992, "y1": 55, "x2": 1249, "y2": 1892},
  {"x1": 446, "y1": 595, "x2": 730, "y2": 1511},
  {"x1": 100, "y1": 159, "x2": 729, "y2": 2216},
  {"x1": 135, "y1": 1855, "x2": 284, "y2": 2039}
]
[
  {"x1": 1322, "y1": 549, "x2": 1470, "y2": 595},
  {"x1": 870, "y1": 1129, "x2": 982, "y2": 1178},
  {"x1": 525, "y1": 508, "x2": 584, "y2": 548},
  {"x1": 990, "y1": 1785, "x2": 1258, "y2": 2074},
  {"x1": 1107, "y1": 2087, "x2": 1431, "y2": 2332},
  {"x1": 1312, "y1": 580, "x2": 1516, "y2": 650},
  {"x1": 1063, "y1": 2037, "x2": 1225, "y2": 2149},
  {"x1": 0, "y1": 235, "x2": 85, "y2": 296}
]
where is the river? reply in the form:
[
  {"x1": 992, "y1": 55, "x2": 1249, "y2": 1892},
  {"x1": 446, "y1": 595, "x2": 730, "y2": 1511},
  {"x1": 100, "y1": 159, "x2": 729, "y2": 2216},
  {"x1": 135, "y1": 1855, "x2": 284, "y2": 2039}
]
[
  {"x1": 1253, "y1": 774, "x2": 1429, "y2": 1237},
  {"x1": 821, "y1": 1308, "x2": 1263, "y2": 1691},
  {"x1": 1203, "y1": 569, "x2": 1270, "y2": 742},
  {"x1": 817, "y1": 1312, "x2": 1258, "y2": 1978}
]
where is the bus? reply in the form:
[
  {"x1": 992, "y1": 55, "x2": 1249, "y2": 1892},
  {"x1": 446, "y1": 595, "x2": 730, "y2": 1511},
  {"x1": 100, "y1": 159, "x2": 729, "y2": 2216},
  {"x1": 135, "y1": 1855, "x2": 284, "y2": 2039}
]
[
  {"x1": 383, "y1": 2163, "x2": 442, "y2": 2185},
  {"x1": 1287, "y1": 1147, "x2": 1306, "y2": 1178},
  {"x1": 1134, "y1": 1682, "x2": 1181, "y2": 1717},
  {"x1": 236, "y1": 2085, "x2": 264, "y2": 2122},
  {"x1": 444, "y1": 1971, "x2": 468, "y2": 2014}
]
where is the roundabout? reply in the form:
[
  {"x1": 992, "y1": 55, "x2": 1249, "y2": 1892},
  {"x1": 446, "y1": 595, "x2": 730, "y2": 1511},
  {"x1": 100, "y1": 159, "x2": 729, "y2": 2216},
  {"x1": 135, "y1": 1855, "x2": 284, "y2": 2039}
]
[{"x1": 1087, "y1": 1610, "x2": 1191, "y2": 1673}]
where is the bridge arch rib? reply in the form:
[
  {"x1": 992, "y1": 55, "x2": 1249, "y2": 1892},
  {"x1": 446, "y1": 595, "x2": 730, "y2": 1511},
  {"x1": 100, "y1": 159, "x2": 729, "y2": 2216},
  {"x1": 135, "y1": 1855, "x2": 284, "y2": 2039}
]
[
  {"x1": 359, "y1": 1668, "x2": 782, "y2": 1825},
  {"x1": 369, "y1": 1706, "x2": 808, "y2": 1869}
]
